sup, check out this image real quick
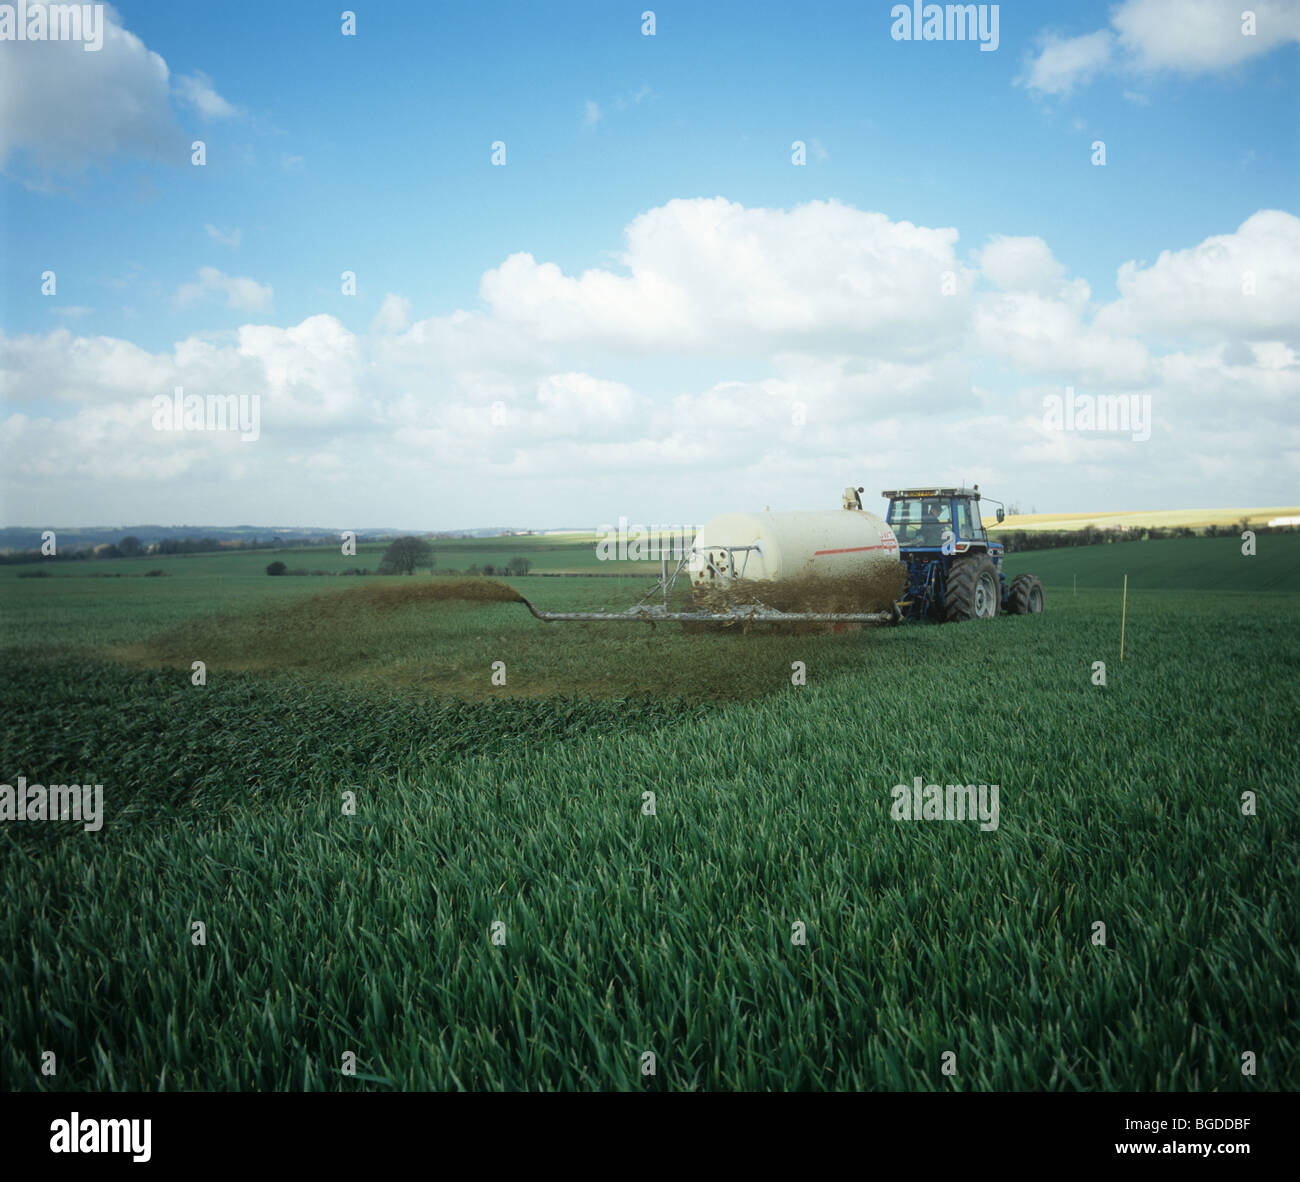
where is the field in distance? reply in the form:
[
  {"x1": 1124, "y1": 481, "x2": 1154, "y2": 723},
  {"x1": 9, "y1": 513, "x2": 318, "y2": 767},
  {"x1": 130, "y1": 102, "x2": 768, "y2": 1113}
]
[
  {"x1": 985, "y1": 505, "x2": 1300, "y2": 532},
  {"x1": 2, "y1": 532, "x2": 660, "y2": 579}
]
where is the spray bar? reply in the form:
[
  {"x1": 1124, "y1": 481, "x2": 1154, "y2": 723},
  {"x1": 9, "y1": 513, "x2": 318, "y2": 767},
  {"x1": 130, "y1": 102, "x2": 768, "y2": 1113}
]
[{"x1": 517, "y1": 597, "x2": 895, "y2": 625}]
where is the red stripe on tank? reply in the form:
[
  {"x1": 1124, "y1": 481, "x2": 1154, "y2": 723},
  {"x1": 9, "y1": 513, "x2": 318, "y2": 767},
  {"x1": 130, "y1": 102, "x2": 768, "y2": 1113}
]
[{"x1": 813, "y1": 544, "x2": 898, "y2": 555}]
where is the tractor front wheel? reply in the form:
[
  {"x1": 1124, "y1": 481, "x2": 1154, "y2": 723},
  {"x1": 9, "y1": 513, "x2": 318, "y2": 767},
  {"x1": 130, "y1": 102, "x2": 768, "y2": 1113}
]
[
  {"x1": 945, "y1": 555, "x2": 1000, "y2": 621},
  {"x1": 1007, "y1": 573, "x2": 1045, "y2": 614}
]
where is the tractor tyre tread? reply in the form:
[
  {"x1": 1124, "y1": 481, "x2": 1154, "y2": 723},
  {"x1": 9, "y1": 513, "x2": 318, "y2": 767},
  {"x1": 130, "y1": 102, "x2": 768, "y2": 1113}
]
[
  {"x1": 944, "y1": 555, "x2": 1000, "y2": 622},
  {"x1": 1008, "y1": 573, "x2": 1045, "y2": 615}
]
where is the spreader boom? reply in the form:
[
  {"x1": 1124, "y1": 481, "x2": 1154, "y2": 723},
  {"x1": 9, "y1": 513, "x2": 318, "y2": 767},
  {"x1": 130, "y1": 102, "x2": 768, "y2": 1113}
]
[{"x1": 518, "y1": 597, "x2": 896, "y2": 625}]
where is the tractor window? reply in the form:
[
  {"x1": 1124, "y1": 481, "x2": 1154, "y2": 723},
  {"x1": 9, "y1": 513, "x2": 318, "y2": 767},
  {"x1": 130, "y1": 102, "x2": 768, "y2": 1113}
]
[
  {"x1": 891, "y1": 499, "x2": 950, "y2": 546},
  {"x1": 890, "y1": 499, "x2": 916, "y2": 541},
  {"x1": 955, "y1": 500, "x2": 976, "y2": 540},
  {"x1": 921, "y1": 501, "x2": 948, "y2": 545},
  {"x1": 890, "y1": 499, "x2": 927, "y2": 545}
]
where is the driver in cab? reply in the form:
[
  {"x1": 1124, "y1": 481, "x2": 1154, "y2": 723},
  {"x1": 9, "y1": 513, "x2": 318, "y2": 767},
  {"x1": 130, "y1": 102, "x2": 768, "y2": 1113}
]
[{"x1": 920, "y1": 501, "x2": 946, "y2": 545}]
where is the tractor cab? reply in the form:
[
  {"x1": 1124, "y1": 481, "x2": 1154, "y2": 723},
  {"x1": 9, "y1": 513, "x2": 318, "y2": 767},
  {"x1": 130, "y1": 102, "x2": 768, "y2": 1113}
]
[
  {"x1": 883, "y1": 487, "x2": 993, "y2": 552},
  {"x1": 880, "y1": 486, "x2": 1030, "y2": 622}
]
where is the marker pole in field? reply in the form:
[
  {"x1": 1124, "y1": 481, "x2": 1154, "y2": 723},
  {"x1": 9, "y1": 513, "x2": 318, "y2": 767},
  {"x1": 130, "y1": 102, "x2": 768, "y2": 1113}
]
[{"x1": 1120, "y1": 574, "x2": 1128, "y2": 661}]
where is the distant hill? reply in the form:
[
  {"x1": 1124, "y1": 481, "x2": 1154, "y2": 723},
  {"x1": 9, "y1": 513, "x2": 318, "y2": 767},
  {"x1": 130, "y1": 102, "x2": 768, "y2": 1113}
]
[{"x1": 0, "y1": 524, "x2": 536, "y2": 552}]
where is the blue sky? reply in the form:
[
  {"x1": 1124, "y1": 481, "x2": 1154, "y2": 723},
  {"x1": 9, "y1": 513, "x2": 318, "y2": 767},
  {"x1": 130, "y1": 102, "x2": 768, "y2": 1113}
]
[{"x1": 1, "y1": 1, "x2": 1298, "y2": 528}]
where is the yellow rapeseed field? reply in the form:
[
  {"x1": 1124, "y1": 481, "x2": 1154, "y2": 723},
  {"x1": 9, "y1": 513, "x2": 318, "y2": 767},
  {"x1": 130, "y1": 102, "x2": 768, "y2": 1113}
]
[{"x1": 984, "y1": 506, "x2": 1300, "y2": 532}]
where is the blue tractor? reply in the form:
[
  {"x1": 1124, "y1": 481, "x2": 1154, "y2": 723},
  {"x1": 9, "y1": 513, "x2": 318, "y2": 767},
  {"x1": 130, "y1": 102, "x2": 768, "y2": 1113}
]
[{"x1": 878, "y1": 485, "x2": 1044, "y2": 622}]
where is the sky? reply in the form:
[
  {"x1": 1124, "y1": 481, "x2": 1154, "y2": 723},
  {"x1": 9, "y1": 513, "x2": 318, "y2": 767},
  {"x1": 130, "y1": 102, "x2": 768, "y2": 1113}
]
[{"x1": 1, "y1": 0, "x2": 1297, "y2": 531}]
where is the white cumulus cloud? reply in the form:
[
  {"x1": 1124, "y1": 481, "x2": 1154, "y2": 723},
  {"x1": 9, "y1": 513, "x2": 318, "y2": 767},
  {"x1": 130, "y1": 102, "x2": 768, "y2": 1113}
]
[
  {"x1": 0, "y1": 4, "x2": 184, "y2": 173},
  {"x1": 175, "y1": 267, "x2": 273, "y2": 312},
  {"x1": 480, "y1": 197, "x2": 975, "y2": 358},
  {"x1": 1095, "y1": 210, "x2": 1300, "y2": 341},
  {"x1": 1020, "y1": 0, "x2": 1300, "y2": 96},
  {"x1": 3, "y1": 198, "x2": 1297, "y2": 526},
  {"x1": 1020, "y1": 30, "x2": 1114, "y2": 96}
]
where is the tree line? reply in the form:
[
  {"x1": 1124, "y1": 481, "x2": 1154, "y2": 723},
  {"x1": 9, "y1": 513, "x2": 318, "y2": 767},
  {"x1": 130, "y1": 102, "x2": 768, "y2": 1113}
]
[
  {"x1": 997, "y1": 520, "x2": 1296, "y2": 553},
  {"x1": 266, "y1": 536, "x2": 533, "y2": 577},
  {"x1": 0, "y1": 535, "x2": 276, "y2": 563}
]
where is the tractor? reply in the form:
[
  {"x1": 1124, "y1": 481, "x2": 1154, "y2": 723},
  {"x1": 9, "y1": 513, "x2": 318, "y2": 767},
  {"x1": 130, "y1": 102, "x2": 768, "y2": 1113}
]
[
  {"x1": 516, "y1": 484, "x2": 1044, "y2": 628},
  {"x1": 878, "y1": 485, "x2": 1043, "y2": 621}
]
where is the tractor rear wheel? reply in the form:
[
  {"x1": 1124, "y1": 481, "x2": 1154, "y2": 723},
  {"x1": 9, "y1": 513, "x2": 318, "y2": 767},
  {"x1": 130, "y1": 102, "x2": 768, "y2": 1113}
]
[
  {"x1": 945, "y1": 555, "x2": 1000, "y2": 621},
  {"x1": 1007, "y1": 573, "x2": 1045, "y2": 614}
]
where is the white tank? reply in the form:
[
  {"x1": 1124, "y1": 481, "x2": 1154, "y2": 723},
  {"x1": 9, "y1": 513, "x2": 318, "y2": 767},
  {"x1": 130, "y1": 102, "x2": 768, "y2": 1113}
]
[{"x1": 688, "y1": 510, "x2": 900, "y2": 586}]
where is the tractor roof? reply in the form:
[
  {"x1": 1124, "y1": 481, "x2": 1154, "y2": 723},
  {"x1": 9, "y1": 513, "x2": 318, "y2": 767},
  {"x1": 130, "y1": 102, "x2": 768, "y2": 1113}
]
[{"x1": 882, "y1": 487, "x2": 981, "y2": 499}]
